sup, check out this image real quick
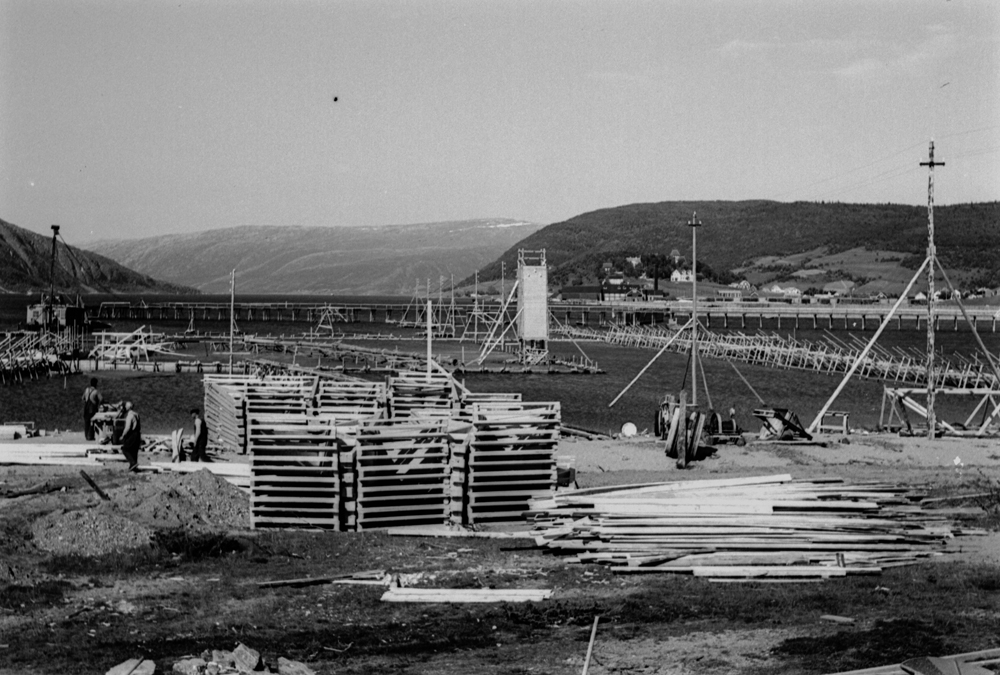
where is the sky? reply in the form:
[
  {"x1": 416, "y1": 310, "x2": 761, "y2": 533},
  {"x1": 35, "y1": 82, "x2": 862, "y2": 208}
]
[{"x1": 1, "y1": 0, "x2": 998, "y2": 242}]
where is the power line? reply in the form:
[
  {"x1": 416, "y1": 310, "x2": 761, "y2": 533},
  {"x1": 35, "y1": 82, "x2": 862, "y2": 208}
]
[
  {"x1": 807, "y1": 164, "x2": 922, "y2": 202},
  {"x1": 938, "y1": 123, "x2": 1000, "y2": 141},
  {"x1": 769, "y1": 124, "x2": 1000, "y2": 202},
  {"x1": 767, "y1": 141, "x2": 924, "y2": 201}
]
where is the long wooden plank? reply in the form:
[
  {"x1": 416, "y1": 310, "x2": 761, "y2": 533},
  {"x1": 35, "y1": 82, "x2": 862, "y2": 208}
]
[{"x1": 381, "y1": 588, "x2": 551, "y2": 603}]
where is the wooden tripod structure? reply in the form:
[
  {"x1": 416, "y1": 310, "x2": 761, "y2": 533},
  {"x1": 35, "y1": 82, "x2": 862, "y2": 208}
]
[
  {"x1": 608, "y1": 212, "x2": 713, "y2": 410},
  {"x1": 808, "y1": 141, "x2": 1000, "y2": 436}
]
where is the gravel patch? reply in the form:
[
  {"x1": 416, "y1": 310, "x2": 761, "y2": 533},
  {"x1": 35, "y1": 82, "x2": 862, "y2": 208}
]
[{"x1": 31, "y1": 506, "x2": 154, "y2": 556}]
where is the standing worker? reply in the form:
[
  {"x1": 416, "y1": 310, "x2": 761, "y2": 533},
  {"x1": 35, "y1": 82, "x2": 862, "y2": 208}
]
[
  {"x1": 120, "y1": 401, "x2": 142, "y2": 472},
  {"x1": 189, "y1": 408, "x2": 210, "y2": 462},
  {"x1": 82, "y1": 378, "x2": 103, "y2": 441}
]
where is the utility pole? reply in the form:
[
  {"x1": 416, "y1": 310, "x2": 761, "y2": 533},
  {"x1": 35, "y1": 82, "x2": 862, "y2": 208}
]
[
  {"x1": 47, "y1": 225, "x2": 60, "y2": 329},
  {"x1": 229, "y1": 269, "x2": 236, "y2": 374},
  {"x1": 426, "y1": 299, "x2": 433, "y2": 381},
  {"x1": 920, "y1": 141, "x2": 944, "y2": 439},
  {"x1": 688, "y1": 213, "x2": 702, "y2": 407}
]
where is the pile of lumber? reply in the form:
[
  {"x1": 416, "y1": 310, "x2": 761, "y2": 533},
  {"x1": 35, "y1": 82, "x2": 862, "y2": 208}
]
[
  {"x1": 352, "y1": 418, "x2": 451, "y2": 529},
  {"x1": 527, "y1": 474, "x2": 980, "y2": 580},
  {"x1": 0, "y1": 443, "x2": 124, "y2": 467},
  {"x1": 829, "y1": 648, "x2": 1000, "y2": 675},
  {"x1": 146, "y1": 461, "x2": 251, "y2": 489},
  {"x1": 452, "y1": 403, "x2": 560, "y2": 526}
]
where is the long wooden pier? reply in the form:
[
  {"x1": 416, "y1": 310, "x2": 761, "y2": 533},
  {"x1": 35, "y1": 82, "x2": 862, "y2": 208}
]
[{"x1": 92, "y1": 299, "x2": 1000, "y2": 332}]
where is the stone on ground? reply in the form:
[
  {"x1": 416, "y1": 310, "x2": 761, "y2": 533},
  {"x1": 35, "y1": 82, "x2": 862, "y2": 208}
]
[{"x1": 278, "y1": 657, "x2": 317, "y2": 675}]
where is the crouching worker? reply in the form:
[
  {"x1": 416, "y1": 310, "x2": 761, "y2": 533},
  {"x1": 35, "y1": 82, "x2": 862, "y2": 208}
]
[
  {"x1": 189, "y1": 408, "x2": 210, "y2": 462},
  {"x1": 120, "y1": 401, "x2": 142, "y2": 472}
]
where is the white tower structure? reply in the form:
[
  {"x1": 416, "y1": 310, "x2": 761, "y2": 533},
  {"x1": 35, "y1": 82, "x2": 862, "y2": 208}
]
[
  {"x1": 517, "y1": 249, "x2": 548, "y2": 356},
  {"x1": 477, "y1": 249, "x2": 550, "y2": 365}
]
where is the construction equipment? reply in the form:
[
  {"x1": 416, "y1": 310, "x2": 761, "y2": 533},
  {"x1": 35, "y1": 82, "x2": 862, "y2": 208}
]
[
  {"x1": 753, "y1": 408, "x2": 813, "y2": 442},
  {"x1": 703, "y1": 412, "x2": 746, "y2": 446},
  {"x1": 658, "y1": 391, "x2": 707, "y2": 468}
]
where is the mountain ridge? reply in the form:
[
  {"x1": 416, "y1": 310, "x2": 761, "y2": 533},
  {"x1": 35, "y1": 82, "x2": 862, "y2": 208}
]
[
  {"x1": 0, "y1": 219, "x2": 198, "y2": 295},
  {"x1": 88, "y1": 219, "x2": 544, "y2": 294}
]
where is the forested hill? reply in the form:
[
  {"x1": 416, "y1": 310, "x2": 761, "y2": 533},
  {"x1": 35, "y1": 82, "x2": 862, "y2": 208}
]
[
  {"x1": 0, "y1": 219, "x2": 197, "y2": 295},
  {"x1": 469, "y1": 201, "x2": 1000, "y2": 286}
]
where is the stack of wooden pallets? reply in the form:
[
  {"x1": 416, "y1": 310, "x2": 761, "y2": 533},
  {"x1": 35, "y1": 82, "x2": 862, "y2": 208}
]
[
  {"x1": 455, "y1": 391, "x2": 523, "y2": 422},
  {"x1": 248, "y1": 414, "x2": 347, "y2": 530},
  {"x1": 244, "y1": 379, "x2": 316, "y2": 417},
  {"x1": 387, "y1": 372, "x2": 457, "y2": 418},
  {"x1": 220, "y1": 370, "x2": 560, "y2": 531},
  {"x1": 350, "y1": 418, "x2": 452, "y2": 529},
  {"x1": 203, "y1": 375, "x2": 253, "y2": 452},
  {"x1": 316, "y1": 380, "x2": 386, "y2": 422},
  {"x1": 526, "y1": 474, "x2": 980, "y2": 580},
  {"x1": 451, "y1": 402, "x2": 560, "y2": 526},
  {"x1": 204, "y1": 375, "x2": 320, "y2": 453}
]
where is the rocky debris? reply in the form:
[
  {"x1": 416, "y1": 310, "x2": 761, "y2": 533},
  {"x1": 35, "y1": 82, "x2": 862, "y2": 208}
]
[
  {"x1": 172, "y1": 657, "x2": 207, "y2": 674},
  {"x1": 232, "y1": 643, "x2": 262, "y2": 672},
  {"x1": 163, "y1": 644, "x2": 317, "y2": 675},
  {"x1": 109, "y1": 469, "x2": 249, "y2": 531},
  {"x1": 107, "y1": 659, "x2": 156, "y2": 675},
  {"x1": 277, "y1": 658, "x2": 316, "y2": 675},
  {"x1": 31, "y1": 506, "x2": 154, "y2": 556},
  {"x1": 115, "y1": 599, "x2": 138, "y2": 615},
  {"x1": 210, "y1": 650, "x2": 235, "y2": 668}
]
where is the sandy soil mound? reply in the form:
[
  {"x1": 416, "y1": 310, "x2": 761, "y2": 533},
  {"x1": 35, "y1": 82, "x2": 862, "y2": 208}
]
[
  {"x1": 108, "y1": 468, "x2": 249, "y2": 531},
  {"x1": 31, "y1": 506, "x2": 154, "y2": 556}
]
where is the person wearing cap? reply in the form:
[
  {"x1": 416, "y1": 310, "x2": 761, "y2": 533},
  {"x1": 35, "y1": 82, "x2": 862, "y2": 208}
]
[{"x1": 120, "y1": 401, "x2": 142, "y2": 471}]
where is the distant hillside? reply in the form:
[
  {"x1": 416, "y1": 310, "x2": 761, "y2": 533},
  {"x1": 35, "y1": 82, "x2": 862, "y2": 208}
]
[
  {"x1": 0, "y1": 219, "x2": 197, "y2": 295},
  {"x1": 467, "y1": 201, "x2": 1000, "y2": 291},
  {"x1": 88, "y1": 220, "x2": 544, "y2": 294}
]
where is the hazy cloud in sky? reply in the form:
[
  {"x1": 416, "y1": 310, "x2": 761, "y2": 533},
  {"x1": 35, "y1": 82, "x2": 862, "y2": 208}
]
[{"x1": 1, "y1": 0, "x2": 997, "y2": 242}]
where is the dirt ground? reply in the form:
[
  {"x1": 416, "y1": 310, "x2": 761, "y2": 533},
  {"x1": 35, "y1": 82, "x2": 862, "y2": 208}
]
[{"x1": 1, "y1": 431, "x2": 999, "y2": 675}]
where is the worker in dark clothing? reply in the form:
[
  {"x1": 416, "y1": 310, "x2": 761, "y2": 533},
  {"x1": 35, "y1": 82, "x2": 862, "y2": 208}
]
[
  {"x1": 120, "y1": 401, "x2": 142, "y2": 472},
  {"x1": 189, "y1": 408, "x2": 210, "y2": 462},
  {"x1": 82, "y1": 378, "x2": 103, "y2": 441}
]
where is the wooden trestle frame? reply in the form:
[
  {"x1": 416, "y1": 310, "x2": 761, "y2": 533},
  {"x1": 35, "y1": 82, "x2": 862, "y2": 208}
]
[{"x1": 880, "y1": 387, "x2": 1000, "y2": 437}]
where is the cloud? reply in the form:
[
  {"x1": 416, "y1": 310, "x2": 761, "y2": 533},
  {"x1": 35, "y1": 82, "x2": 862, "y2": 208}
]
[
  {"x1": 831, "y1": 24, "x2": 958, "y2": 80},
  {"x1": 831, "y1": 57, "x2": 886, "y2": 79},
  {"x1": 718, "y1": 38, "x2": 781, "y2": 58},
  {"x1": 720, "y1": 24, "x2": 959, "y2": 81},
  {"x1": 588, "y1": 70, "x2": 654, "y2": 86},
  {"x1": 719, "y1": 36, "x2": 856, "y2": 59}
]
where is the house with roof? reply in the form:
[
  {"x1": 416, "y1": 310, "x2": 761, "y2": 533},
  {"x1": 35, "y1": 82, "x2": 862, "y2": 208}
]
[
  {"x1": 670, "y1": 269, "x2": 694, "y2": 283},
  {"x1": 560, "y1": 285, "x2": 603, "y2": 301},
  {"x1": 823, "y1": 280, "x2": 855, "y2": 296}
]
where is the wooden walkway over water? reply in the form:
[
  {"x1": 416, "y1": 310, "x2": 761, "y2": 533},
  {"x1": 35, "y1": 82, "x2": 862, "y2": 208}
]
[{"x1": 93, "y1": 299, "x2": 1000, "y2": 332}]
